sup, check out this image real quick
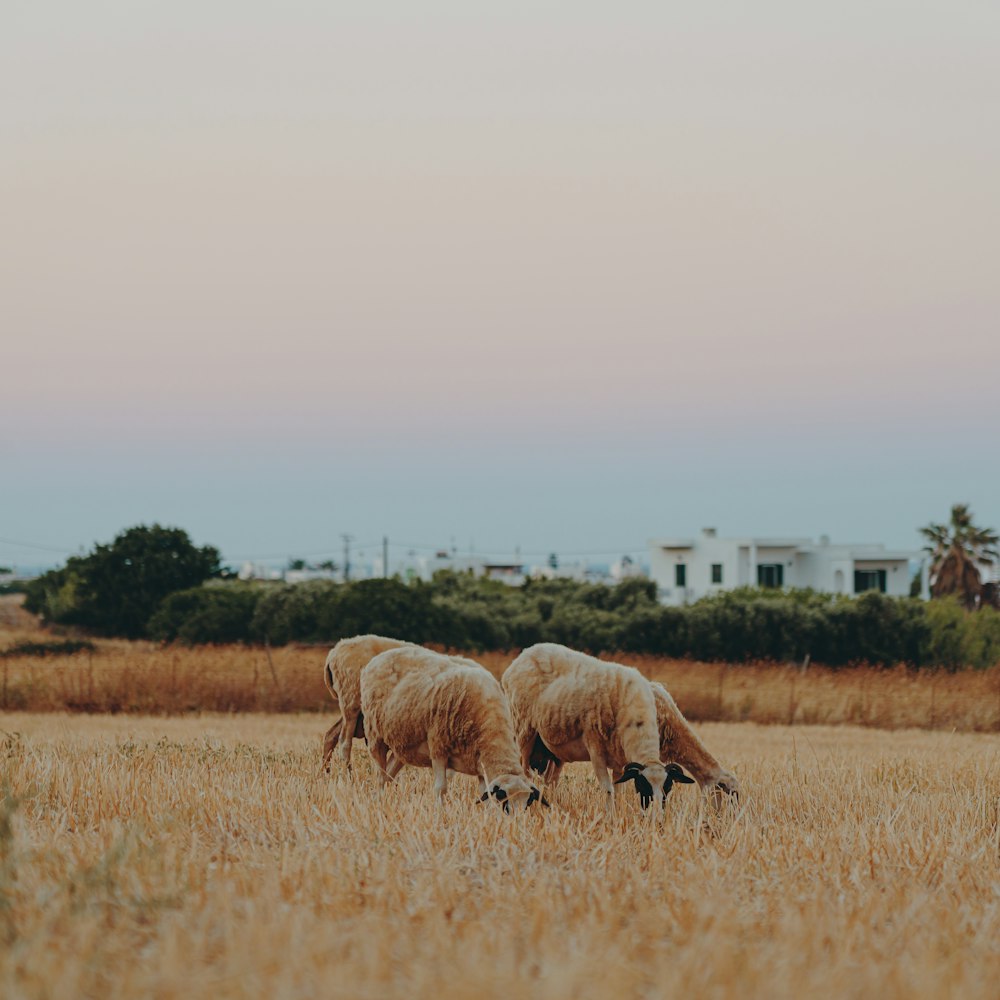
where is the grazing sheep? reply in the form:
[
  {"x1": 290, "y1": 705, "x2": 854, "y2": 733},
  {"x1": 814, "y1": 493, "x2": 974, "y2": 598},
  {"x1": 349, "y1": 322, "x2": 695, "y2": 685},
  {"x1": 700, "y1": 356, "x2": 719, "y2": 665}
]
[
  {"x1": 502, "y1": 643, "x2": 667, "y2": 812},
  {"x1": 360, "y1": 646, "x2": 544, "y2": 811},
  {"x1": 648, "y1": 681, "x2": 740, "y2": 799},
  {"x1": 321, "y1": 635, "x2": 412, "y2": 772}
]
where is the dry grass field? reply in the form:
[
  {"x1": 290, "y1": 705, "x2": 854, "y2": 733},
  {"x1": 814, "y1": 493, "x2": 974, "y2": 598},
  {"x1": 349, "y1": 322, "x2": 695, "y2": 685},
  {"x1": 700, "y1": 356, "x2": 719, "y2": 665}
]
[
  {"x1": 2, "y1": 617, "x2": 999, "y2": 732},
  {"x1": 2, "y1": 712, "x2": 998, "y2": 999}
]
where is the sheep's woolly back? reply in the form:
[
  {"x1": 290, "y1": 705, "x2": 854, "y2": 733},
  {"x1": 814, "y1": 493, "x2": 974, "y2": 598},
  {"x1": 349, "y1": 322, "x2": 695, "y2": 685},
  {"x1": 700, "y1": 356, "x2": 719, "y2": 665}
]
[
  {"x1": 650, "y1": 681, "x2": 738, "y2": 792},
  {"x1": 323, "y1": 635, "x2": 411, "y2": 713},
  {"x1": 361, "y1": 647, "x2": 523, "y2": 781},
  {"x1": 502, "y1": 643, "x2": 662, "y2": 768}
]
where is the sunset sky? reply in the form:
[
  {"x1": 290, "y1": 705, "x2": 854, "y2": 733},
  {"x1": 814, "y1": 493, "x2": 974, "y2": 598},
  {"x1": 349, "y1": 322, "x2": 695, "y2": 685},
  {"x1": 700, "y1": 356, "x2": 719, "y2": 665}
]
[{"x1": 3, "y1": 2, "x2": 998, "y2": 569}]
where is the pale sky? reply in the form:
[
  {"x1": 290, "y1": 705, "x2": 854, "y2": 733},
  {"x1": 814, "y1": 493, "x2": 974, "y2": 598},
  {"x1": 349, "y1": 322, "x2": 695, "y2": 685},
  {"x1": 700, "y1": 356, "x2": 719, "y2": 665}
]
[{"x1": 2, "y1": 2, "x2": 998, "y2": 569}]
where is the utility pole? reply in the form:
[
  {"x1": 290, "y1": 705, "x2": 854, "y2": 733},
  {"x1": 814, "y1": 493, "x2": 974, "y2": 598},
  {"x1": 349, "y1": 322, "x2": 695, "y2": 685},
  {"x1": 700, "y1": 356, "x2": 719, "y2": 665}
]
[
  {"x1": 382, "y1": 536, "x2": 389, "y2": 578},
  {"x1": 342, "y1": 533, "x2": 353, "y2": 582}
]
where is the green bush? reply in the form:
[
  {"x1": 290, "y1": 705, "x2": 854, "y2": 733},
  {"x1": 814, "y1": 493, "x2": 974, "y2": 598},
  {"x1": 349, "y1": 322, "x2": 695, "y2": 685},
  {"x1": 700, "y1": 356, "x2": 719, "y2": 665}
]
[
  {"x1": 249, "y1": 581, "x2": 339, "y2": 645},
  {"x1": 24, "y1": 525, "x2": 220, "y2": 638},
  {"x1": 148, "y1": 586, "x2": 262, "y2": 645}
]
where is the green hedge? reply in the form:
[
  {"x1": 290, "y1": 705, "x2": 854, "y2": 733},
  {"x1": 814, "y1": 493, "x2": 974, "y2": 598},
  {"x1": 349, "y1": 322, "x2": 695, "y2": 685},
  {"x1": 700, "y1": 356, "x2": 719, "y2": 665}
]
[{"x1": 141, "y1": 573, "x2": 1000, "y2": 669}]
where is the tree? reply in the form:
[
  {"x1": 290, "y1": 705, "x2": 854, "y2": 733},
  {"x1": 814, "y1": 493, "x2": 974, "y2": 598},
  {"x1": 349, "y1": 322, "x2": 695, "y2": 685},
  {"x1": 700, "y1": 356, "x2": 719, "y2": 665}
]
[
  {"x1": 920, "y1": 504, "x2": 999, "y2": 610},
  {"x1": 25, "y1": 524, "x2": 220, "y2": 637}
]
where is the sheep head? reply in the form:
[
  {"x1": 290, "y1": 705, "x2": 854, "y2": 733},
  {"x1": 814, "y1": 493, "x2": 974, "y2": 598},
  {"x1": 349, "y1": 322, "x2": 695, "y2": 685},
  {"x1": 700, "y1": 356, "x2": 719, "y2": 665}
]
[
  {"x1": 487, "y1": 773, "x2": 549, "y2": 813},
  {"x1": 707, "y1": 769, "x2": 740, "y2": 804},
  {"x1": 614, "y1": 761, "x2": 670, "y2": 809}
]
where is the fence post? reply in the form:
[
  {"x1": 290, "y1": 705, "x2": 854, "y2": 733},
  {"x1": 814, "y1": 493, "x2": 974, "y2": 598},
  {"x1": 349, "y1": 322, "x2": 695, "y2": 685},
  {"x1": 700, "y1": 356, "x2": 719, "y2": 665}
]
[
  {"x1": 264, "y1": 639, "x2": 281, "y2": 699},
  {"x1": 994, "y1": 669, "x2": 999, "y2": 732},
  {"x1": 929, "y1": 673, "x2": 937, "y2": 730}
]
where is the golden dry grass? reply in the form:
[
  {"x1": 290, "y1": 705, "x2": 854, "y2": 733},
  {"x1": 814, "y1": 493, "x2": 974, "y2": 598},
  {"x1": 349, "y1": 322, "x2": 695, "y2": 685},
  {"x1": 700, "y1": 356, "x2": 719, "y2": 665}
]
[
  {"x1": 1, "y1": 712, "x2": 998, "y2": 999},
  {"x1": 2, "y1": 630, "x2": 999, "y2": 732}
]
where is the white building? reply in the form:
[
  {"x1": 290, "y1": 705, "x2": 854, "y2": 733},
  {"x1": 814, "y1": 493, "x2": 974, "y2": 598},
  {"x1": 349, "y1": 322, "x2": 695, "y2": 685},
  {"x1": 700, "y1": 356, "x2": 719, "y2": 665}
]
[{"x1": 649, "y1": 528, "x2": 923, "y2": 605}]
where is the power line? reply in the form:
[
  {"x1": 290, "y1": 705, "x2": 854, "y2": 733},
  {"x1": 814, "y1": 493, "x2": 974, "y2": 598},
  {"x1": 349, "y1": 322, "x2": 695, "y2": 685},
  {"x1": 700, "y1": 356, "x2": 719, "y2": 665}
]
[
  {"x1": 1, "y1": 533, "x2": 647, "y2": 566},
  {"x1": 0, "y1": 535, "x2": 80, "y2": 554},
  {"x1": 387, "y1": 539, "x2": 648, "y2": 557}
]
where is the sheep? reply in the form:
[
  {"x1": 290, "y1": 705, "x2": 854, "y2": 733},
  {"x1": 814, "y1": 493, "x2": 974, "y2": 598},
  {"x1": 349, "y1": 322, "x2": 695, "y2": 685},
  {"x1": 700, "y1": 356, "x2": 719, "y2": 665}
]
[
  {"x1": 321, "y1": 635, "x2": 412, "y2": 772},
  {"x1": 502, "y1": 643, "x2": 668, "y2": 812},
  {"x1": 648, "y1": 681, "x2": 740, "y2": 800},
  {"x1": 360, "y1": 646, "x2": 544, "y2": 811}
]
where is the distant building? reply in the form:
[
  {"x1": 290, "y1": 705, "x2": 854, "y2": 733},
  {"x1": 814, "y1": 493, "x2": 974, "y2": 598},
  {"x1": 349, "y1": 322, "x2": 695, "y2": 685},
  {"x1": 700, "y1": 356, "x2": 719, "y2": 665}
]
[
  {"x1": 649, "y1": 528, "x2": 924, "y2": 605},
  {"x1": 610, "y1": 554, "x2": 646, "y2": 582},
  {"x1": 482, "y1": 563, "x2": 526, "y2": 586}
]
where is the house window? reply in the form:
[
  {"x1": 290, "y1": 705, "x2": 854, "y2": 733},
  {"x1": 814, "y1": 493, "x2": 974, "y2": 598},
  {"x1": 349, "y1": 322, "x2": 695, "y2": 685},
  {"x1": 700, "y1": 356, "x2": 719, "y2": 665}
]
[
  {"x1": 711, "y1": 563, "x2": 723, "y2": 584},
  {"x1": 854, "y1": 569, "x2": 887, "y2": 593},
  {"x1": 757, "y1": 563, "x2": 784, "y2": 588},
  {"x1": 675, "y1": 564, "x2": 686, "y2": 587}
]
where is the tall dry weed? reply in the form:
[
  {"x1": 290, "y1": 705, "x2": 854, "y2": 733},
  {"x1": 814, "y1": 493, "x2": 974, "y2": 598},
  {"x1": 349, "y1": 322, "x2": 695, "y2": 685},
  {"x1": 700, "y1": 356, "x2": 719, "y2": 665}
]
[{"x1": 1, "y1": 631, "x2": 998, "y2": 732}]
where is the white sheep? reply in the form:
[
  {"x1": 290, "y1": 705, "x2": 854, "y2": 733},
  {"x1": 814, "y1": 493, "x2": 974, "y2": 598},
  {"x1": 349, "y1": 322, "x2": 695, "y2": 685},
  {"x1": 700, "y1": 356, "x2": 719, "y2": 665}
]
[
  {"x1": 360, "y1": 646, "x2": 544, "y2": 810},
  {"x1": 647, "y1": 681, "x2": 739, "y2": 800},
  {"x1": 321, "y1": 634, "x2": 412, "y2": 772},
  {"x1": 501, "y1": 642, "x2": 667, "y2": 812}
]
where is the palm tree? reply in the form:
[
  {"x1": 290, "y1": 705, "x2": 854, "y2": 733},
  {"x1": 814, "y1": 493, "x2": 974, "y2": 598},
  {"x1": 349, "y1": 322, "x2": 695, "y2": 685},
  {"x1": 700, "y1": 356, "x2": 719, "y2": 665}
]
[{"x1": 920, "y1": 504, "x2": 999, "y2": 610}]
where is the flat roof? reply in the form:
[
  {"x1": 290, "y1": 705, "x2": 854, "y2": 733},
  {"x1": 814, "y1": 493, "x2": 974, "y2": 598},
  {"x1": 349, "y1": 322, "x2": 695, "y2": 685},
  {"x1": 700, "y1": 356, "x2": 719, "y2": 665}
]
[
  {"x1": 848, "y1": 551, "x2": 918, "y2": 562},
  {"x1": 649, "y1": 537, "x2": 813, "y2": 549},
  {"x1": 648, "y1": 537, "x2": 919, "y2": 560}
]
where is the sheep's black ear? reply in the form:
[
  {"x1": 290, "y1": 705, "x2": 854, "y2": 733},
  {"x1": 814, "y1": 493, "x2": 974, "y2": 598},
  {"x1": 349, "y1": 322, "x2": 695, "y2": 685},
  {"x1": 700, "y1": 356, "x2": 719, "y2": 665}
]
[
  {"x1": 491, "y1": 785, "x2": 507, "y2": 802},
  {"x1": 615, "y1": 762, "x2": 643, "y2": 785},
  {"x1": 667, "y1": 764, "x2": 695, "y2": 784},
  {"x1": 502, "y1": 800, "x2": 510, "y2": 814},
  {"x1": 478, "y1": 791, "x2": 489, "y2": 802}
]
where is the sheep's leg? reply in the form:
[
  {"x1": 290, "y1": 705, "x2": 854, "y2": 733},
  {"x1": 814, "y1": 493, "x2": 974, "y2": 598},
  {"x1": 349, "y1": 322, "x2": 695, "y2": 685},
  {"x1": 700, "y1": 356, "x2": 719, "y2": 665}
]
[
  {"x1": 321, "y1": 718, "x2": 343, "y2": 773},
  {"x1": 585, "y1": 742, "x2": 616, "y2": 814},
  {"x1": 337, "y1": 708, "x2": 360, "y2": 770},
  {"x1": 385, "y1": 755, "x2": 406, "y2": 780},
  {"x1": 369, "y1": 737, "x2": 393, "y2": 784},
  {"x1": 431, "y1": 757, "x2": 449, "y2": 801},
  {"x1": 544, "y1": 760, "x2": 564, "y2": 791},
  {"x1": 517, "y1": 727, "x2": 538, "y2": 778},
  {"x1": 610, "y1": 766, "x2": 624, "y2": 802}
]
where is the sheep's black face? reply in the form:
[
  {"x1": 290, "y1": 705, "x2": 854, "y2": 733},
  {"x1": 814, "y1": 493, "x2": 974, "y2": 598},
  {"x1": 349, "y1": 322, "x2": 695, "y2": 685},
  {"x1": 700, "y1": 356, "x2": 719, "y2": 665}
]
[
  {"x1": 490, "y1": 784, "x2": 510, "y2": 814},
  {"x1": 615, "y1": 761, "x2": 687, "y2": 809},
  {"x1": 490, "y1": 779, "x2": 550, "y2": 812}
]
